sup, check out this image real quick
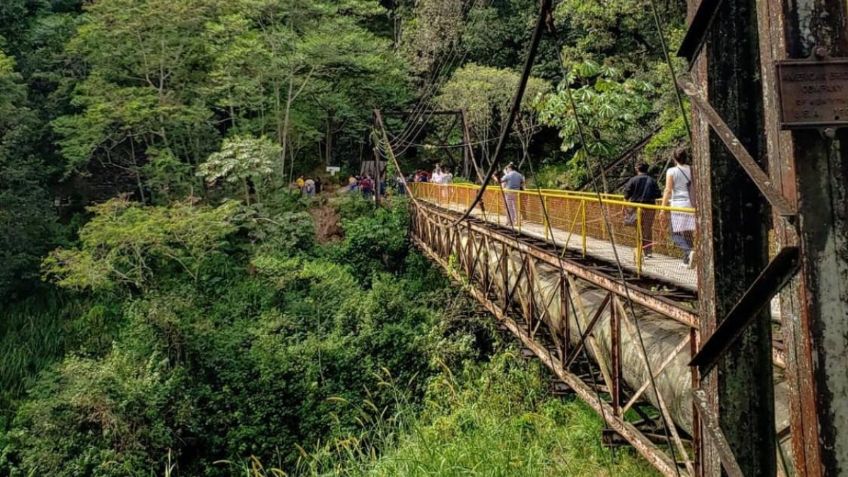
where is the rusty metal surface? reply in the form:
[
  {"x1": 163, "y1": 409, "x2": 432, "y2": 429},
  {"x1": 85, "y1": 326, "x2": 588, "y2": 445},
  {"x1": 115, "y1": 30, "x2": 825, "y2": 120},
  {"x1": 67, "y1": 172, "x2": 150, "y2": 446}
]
[
  {"x1": 409, "y1": 199, "x2": 798, "y2": 477},
  {"x1": 690, "y1": 246, "x2": 800, "y2": 376},
  {"x1": 756, "y1": 0, "x2": 824, "y2": 473},
  {"x1": 779, "y1": 0, "x2": 848, "y2": 474},
  {"x1": 678, "y1": 0, "x2": 725, "y2": 62},
  {"x1": 409, "y1": 203, "x2": 701, "y2": 474},
  {"x1": 417, "y1": 201, "x2": 700, "y2": 328},
  {"x1": 681, "y1": 2, "x2": 784, "y2": 474},
  {"x1": 692, "y1": 389, "x2": 745, "y2": 477},
  {"x1": 678, "y1": 74, "x2": 797, "y2": 218},
  {"x1": 775, "y1": 57, "x2": 848, "y2": 129}
]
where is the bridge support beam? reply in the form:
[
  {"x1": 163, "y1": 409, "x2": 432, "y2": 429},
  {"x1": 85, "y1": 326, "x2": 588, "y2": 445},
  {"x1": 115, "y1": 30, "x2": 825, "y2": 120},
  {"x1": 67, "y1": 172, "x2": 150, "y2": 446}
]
[
  {"x1": 687, "y1": 0, "x2": 777, "y2": 474},
  {"x1": 772, "y1": 1, "x2": 848, "y2": 475}
]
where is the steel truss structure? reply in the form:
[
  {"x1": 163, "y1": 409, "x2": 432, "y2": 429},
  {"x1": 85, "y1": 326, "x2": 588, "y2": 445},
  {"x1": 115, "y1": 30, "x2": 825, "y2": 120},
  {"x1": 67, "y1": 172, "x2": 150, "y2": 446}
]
[
  {"x1": 410, "y1": 201, "x2": 704, "y2": 476},
  {"x1": 387, "y1": 0, "x2": 848, "y2": 474}
]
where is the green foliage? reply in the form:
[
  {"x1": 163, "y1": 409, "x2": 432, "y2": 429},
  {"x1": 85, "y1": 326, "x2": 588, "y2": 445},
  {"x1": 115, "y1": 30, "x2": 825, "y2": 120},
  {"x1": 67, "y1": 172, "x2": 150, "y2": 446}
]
[
  {"x1": 644, "y1": 111, "x2": 690, "y2": 163},
  {"x1": 141, "y1": 147, "x2": 195, "y2": 202},
  {"x1": 235, "y1": 204, "x2": 315, "y2": 254},
  {"x1": 291, "y1": 351, "x2": 659, "y2": 477},
  {"x1": 0, "y1": 47, "x2": 61, "y2": 299},
  {"x1": 437, "y1": 64, "x2": 550, "y2": 159},
  {"x1": 2, "y1": 196, "x2": 478, "y2": 476},
  {"x1": 3, "y1": 349, "x2": 192, "y2": 476},
  {"x1": 400, "y1": 0, "x2": 464, "y2": 75},
  {"x1": 45, "y1": 0, "x2": 410, "y2": 203},
  {"x1": 198, "y1": 135, "x2": 281, "y2": 204},
  {"x1": 366, "y1": 352, "x2": 659, "y2": 476},
  {"x1": 537, "y1": 63, "x2": 654, "y2": 187},
  {"x1": 334, "y1": 194, "x2": 376, "y2": 222},
  {"x1": 0, "y1": 2, "x2": 695, "y2": 477},
  {"x1": 0, "y1": 292, "x2": 87, "y2": 430},
  {"x1": 462, "y1": 0, "x2": 540, "y2": 71},
  {"x1": 335, "y1": 200, "x2": 410, "y2": 284},
  {"x1": 43, "y1": 198, "x2": 240, "y2": 291}
]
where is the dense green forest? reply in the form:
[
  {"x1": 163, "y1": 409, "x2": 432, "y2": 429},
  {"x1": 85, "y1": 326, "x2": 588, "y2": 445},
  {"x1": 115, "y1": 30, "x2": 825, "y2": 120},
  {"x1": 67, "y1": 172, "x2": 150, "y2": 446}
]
[{"x1": 1, "y1": 0, "x2": 686, "y2": 474}]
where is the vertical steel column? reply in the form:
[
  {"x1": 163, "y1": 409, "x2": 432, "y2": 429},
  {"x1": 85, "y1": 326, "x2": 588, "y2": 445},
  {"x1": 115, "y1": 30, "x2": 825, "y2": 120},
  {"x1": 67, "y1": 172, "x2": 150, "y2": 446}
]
[
  {"x1": 778, "y1": 1, "x2": 848, "y2": 474},
  {"x1": 754, "y1": 1, "x2": 826, "y2": 474},
  {"x1": 689, "y1": 0, "x2": 776, "y2": 475}
]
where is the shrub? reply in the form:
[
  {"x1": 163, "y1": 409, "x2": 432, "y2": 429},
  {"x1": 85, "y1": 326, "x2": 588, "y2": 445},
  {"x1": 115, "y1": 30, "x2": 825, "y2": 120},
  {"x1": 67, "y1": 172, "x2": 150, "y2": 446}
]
[
  {"x1": 42, "y1": 198, "x2": 241, "y2": 292},
  {"x1": 2, "y1": 350, "x2": 193, "y2": 477},
  {"x1": 336, "y1": 200, "x2": 410, "y2": 284}
]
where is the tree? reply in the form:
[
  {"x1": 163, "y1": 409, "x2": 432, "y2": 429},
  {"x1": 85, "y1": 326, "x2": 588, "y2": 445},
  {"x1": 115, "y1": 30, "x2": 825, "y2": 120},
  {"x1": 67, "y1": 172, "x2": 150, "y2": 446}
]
[
  {"x1": 400, "y1": 0, "x2": 463, "y2": 75},
  {"x1": 42, "y1": 198, "x2": 240, "y2": 292},
  {"x1": 197, "y1": 135, "x2": 280, "y2": 205},
  {"x1": 53, "y1": 0, "x2": 221, "y2": 200},
  {"x1": 437, "y1": 64, "x2": 550, "y2": 165},
  {"x1": 0, "y1": 48, "x2": 60, "y2": 299},
  {"x1": 537, "y1": 61, "x2": 654, "y2": 188}
]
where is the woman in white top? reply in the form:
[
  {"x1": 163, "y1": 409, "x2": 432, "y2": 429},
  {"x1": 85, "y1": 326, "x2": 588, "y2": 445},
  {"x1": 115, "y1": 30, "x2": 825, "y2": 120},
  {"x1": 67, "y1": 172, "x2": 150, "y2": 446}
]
[
  {"x1": 431, "y1": 165, "x2": 443, "y2": 184},
  {"x1": 660, "y1": 147, "x2": 696, "y2": 267}
]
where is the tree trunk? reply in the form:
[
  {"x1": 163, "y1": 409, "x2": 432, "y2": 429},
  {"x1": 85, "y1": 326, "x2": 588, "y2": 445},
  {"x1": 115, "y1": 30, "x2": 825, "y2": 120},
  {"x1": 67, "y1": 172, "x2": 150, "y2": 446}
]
[
  {"x1": 325, "y1": 113, "x2": 334, "y2": 166},
  {"x1": 281, "y1": 76, "x2": 294, "y2": 177}
]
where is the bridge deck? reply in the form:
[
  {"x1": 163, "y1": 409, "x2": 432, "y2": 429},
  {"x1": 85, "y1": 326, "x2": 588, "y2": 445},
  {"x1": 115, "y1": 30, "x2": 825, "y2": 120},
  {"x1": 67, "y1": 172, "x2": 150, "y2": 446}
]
[{"x1": 427, "y1": 201, "x2": 698, "y2": 291}]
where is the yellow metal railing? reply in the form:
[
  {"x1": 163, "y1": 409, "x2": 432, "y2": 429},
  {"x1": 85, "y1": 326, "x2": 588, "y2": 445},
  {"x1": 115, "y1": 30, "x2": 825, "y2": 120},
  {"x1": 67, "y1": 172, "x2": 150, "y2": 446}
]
[{"x1": 410, "y1": 182, "x2": 697, "y2": 279}]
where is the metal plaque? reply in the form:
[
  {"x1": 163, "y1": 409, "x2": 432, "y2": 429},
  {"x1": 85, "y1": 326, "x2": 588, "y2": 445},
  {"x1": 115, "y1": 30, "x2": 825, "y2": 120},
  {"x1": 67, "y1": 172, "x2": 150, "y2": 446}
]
[{"x1": 776, "y1": 58, "x2": 848, "y2": 129}]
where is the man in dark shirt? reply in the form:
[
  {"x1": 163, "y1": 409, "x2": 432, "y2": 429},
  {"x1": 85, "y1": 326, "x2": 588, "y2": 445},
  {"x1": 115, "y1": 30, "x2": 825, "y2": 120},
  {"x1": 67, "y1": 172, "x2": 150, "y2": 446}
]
[{"x1": 624, "y1": 163, "x2": 662, "y2": 257}]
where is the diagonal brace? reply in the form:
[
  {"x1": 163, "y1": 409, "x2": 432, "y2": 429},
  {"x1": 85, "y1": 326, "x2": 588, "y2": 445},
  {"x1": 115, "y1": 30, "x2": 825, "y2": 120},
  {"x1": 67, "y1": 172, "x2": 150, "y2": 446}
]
[
  {"x1": 693, "y1": 389, "x2": 745, "y2": 477},
  {"x1": 690, "y1": 246, "x2": 800, "y2": 376},
  {"x1": 677, "y1": 0, "x2": 725, "y2": 63},
  {"x1": 677, "y1": 75, "x2": 797, "y2": 218},
  {"x1": 564, "y1": 293, "x2": 611, "y2": 369}
]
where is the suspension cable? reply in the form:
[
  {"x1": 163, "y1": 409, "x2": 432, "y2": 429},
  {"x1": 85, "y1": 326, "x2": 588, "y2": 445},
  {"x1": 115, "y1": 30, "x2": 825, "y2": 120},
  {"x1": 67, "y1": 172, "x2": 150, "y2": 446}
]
[
  {"x1": 647, "y1": 0, "x2": 693, "y2": 183},
  {"x1": 448, "y1": 0, "x2": 552, "y2": 228},
  {"x1": 389, "y1": 0, "x2": 491, "y2": 153},
  {"x1": 552, "y1": 35, "x2": 686, "y2": 477},
  {"x1": 522, "y1": 148, "x2": 620, "y2": 474}
]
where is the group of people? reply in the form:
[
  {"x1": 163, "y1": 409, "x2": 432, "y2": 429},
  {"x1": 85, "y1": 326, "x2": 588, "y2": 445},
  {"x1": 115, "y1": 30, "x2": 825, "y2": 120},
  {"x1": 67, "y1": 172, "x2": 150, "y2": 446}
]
[
  {"x1": 346, "y1": 174, "x2": 386, "y2": 199},
  {"x1": 485, "y1": 154, "x2": 696, "y2": 269},
  {"x1": 313, "y1": 147, "x2": 696, "y2": 269},
  {"x1": 623, "y1": 147, "x2": 696, "y2": 268},
  {"x1": 408, "y1": 164, "x2": 453, "y2": 185},
  {"x1": 403, "y1": 153, "x2": 695, "y2": 269},
  {"x1": 295, "y1": 176, "x2": 321, "y2": 197}
]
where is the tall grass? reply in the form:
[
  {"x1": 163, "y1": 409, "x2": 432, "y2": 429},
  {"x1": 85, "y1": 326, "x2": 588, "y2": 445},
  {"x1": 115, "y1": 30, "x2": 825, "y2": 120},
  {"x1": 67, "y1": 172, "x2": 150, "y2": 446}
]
[
  {"x1": 291, "y1": 351, "x2": 659, "y2": 477},
  {"x1": 0, "y1": 290, "x2": 81, "y2": 429}
]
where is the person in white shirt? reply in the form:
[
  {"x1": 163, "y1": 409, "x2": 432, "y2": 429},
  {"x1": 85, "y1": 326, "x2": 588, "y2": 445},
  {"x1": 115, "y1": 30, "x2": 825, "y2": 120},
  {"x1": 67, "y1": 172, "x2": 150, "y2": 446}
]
[
  {"x1": 431, "y1": 165, "x2": 443, "y2": 184},
  {"x1": 660, "y1": 147, "x2": 696, "y2": 268}
]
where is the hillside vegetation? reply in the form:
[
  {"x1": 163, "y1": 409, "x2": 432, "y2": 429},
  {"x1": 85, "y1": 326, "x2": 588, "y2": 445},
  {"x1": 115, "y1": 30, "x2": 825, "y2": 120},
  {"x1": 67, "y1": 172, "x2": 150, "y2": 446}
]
[{"x1": 1, "y1": 0, "x2": 685, "y2": 474}]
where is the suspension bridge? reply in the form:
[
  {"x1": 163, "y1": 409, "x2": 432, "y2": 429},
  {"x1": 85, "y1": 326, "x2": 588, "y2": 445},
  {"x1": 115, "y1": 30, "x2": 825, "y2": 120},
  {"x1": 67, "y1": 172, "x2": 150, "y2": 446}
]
[
  {"x1": 366, "y1": 0, "x2": 848, "y2": 475},
  {"x1": 405, "y1": 182, "x2": 792, "y2": 477}
]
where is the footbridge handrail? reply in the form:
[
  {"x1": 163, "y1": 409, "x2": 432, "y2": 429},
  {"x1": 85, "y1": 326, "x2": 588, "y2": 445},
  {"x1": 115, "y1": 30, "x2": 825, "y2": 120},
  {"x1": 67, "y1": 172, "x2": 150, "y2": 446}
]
[{"x1": 409, "y1": 182, "x2": 698, "y2": 287}]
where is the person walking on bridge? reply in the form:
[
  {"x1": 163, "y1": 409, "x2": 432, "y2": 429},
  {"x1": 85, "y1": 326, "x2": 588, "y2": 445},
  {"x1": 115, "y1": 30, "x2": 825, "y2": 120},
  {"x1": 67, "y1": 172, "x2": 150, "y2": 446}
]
[
  {"x1": 500, "y1": 162, "x2": 524, "y2": 227},
  {"x1": 624, "y1": 163, "x2": 662, "y2": 258},
  {"x1": 660, "y1": 147, "x2": 696, "y2": 268}
]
